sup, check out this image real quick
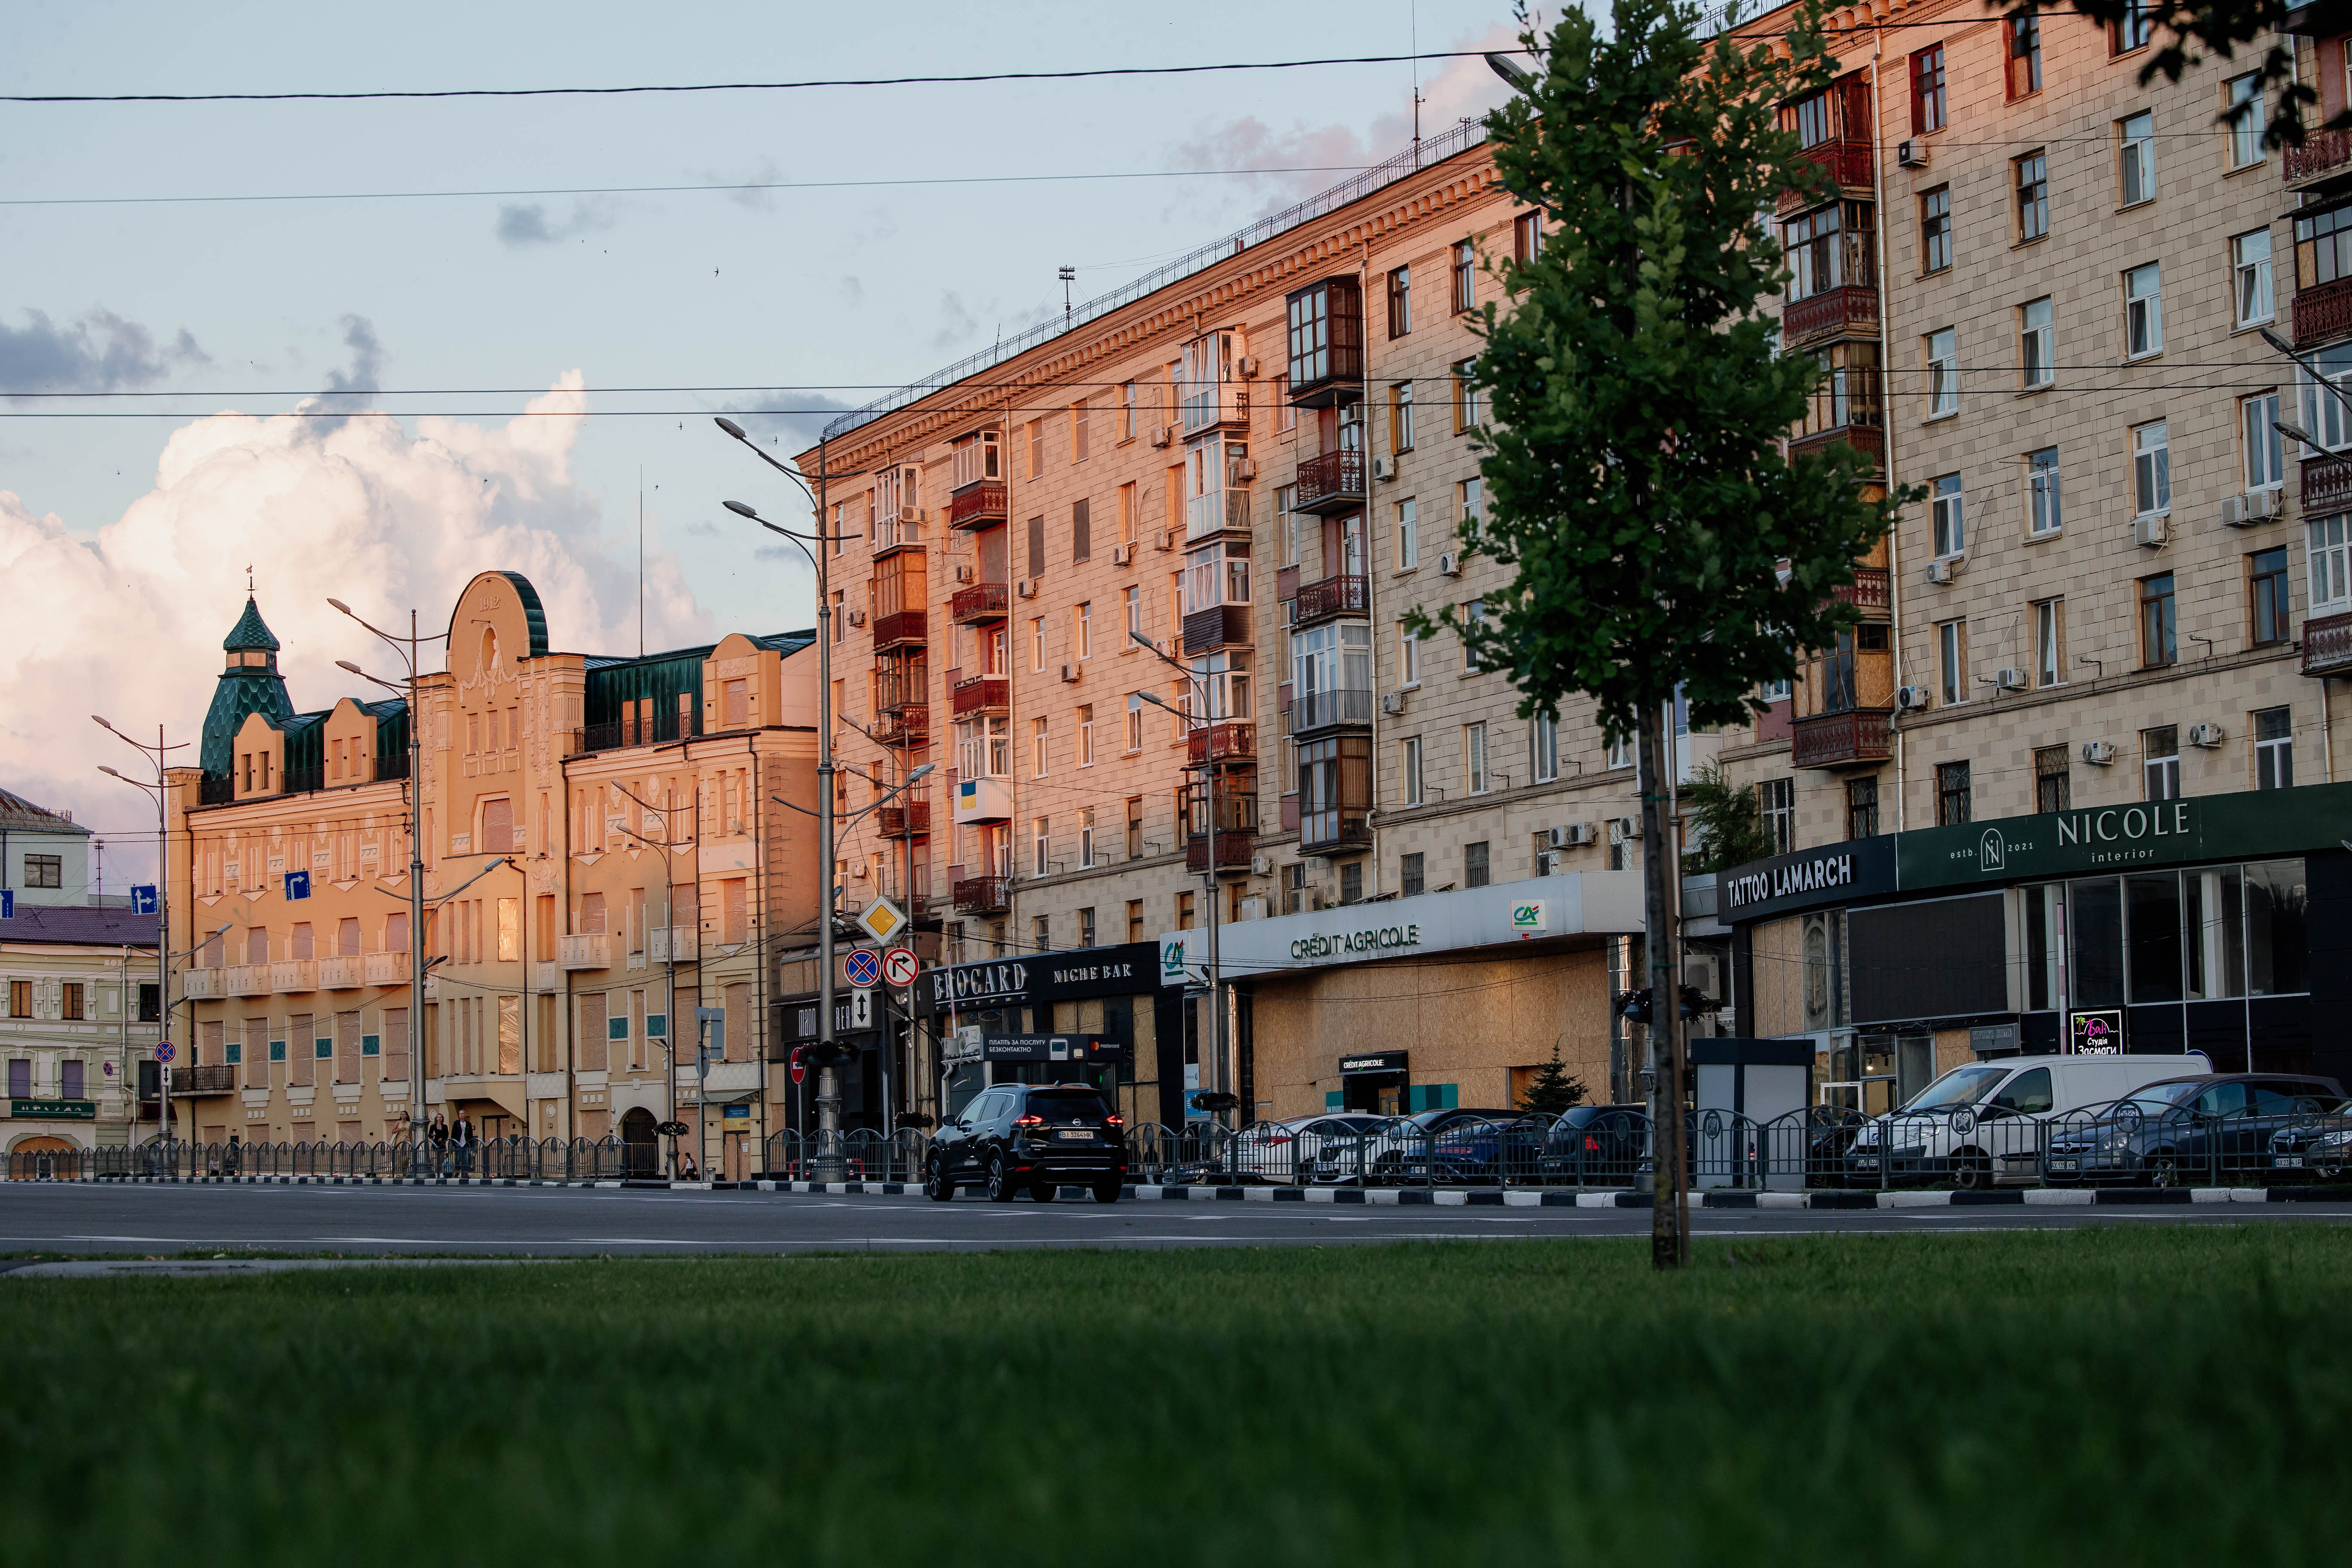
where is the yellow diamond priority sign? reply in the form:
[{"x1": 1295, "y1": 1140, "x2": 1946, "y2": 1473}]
[{"x1": 857, "y1": 896, "x2": 908, "y2": 946}]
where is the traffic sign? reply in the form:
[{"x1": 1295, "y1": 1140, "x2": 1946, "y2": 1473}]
[
  {"x1": 843, "y1": 948, "x2": 882, "y2": 989},
  {"x1": 849, "y1": 987, "x2": 875, "y2": 1029},
  {"x1": 882, "y1": 946, "x2": 918, "y2": 987},
  {"x1": 155, "y1": 1041, "x2": 175, "y2": 1063},
  {"x1": 130, "y1": 885, "x2": 158, "y2": 916},
  {"x1": 856, "y1": 895, "x2": 907, "y2": 944},
  {"x1": 789, "y1": 1046, "x2": 808, "y2": 1085},
  {"x1": 284, "y1": 870, "x2": 311, "y2": 901},
  {"x1": 0, "y1": 889, "x2": 12, "y2": 919}
]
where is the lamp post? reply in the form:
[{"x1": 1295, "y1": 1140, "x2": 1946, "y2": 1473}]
[
  {"x1": 329, "y1": 602, "x2": 438, "y2": 1176},
  {"x1": 93, "y1": 718, "x2": 187, "y2": 1144},
  {"x1": 1130, "y1": 635, "x2": 1233, "y2": 1127}
]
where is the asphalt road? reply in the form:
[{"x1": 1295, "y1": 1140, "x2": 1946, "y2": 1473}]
[{"x1": 3, "y1": 1183, "x2": 2350, "y2": 1257}]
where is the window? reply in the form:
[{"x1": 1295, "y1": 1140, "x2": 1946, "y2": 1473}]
[
  {"x1": 1026, "y1": 419, "x2": 1044, "y2": 480},
  {"x1": 1027, "y1": 514, "x2": 1045, "y2": 579},
  {"x1": 1799, "y1": 340, "x2": 1882, "y2": 439},
  {"x1": 1126, "y1": 797, "x2": 1144, "y2": 860},
  {"x1": 2118, "y1": 112, "x2": 2155, "y2": 205},
  {"x1": 1031, "y1": 818, "x2": 1051, "y2": 878},
  {"x1": 1401, "y1": 852, "x2": 1425, "y2": 898},
  {"x1": 2256, "y1": 707, "x2": 2294, "y2": 789},
  {"x1": 1030, "y1": 716, "x2": 1049, "y2": 777},
  {"x1": 1452, "y1": 361, "x2": 1481, "y2": 432},
  {"x1": 1076, "y1": 704, "x2": 1096, "y2": 766},
  {"x1": 1387, "y1": 266, "x2": 1411, "y2": 337},
  {"x1": 2020, "y1": 297, "x2": 2053, "y2": 389},
  {"x1": 1785, "y1": 200, "x2": 1875, "y2": 300},
  {"x1": 1759, "y1": 778, "x2": 1795, "y2": 854},
  {"x1": 1931, "y1": 472, "x2": 1965, "y2": 555},
  {"x1": 1530, "y1": 711, "x2": 1559, "y2": 782},
  {"x1": 1788, "y1": 87, "x2": 1831, "y2": 147},
  {"x1": 2007, "y1": 13, "x2": 2041, "y2": 97},
  {"x1": 1125, "y1": 692, "x2": 1144, "y2": 752},
  {"x1": 2114, "y1": 0, "x2": 2155, "y2": 51},
  {"x1": 1278, "y1": 486, "x2": 1299, "y2": 567},
  {"x1": 1340, "y1": 862, "x2": 1364, "y2": 906},
  {"x1": 1390, "y1": 382, "x2": 1414, "y2": 453},
  {"x1": 1464, "y1": 722, "x2": 1489, "y2": 795},
  {"x1": 2015, "y1": 152, "x2": 2049, "y2": 241},
  {"x1": 1938, "y1": 619, "x2": 1968, "y2": 706},
  {"x1": 1846, "y1": 775, "x2": 1880, "y2": 839},
  {"x1": 59, "y1": 983, "x2": 83, "y2": 1021},
  {"x1": 1465, "y1": 841, "x2": 1491, "y2": 889},
  {"x1": 1396, "y1": 499, "x2": 1418, "y2": 570},
  {"x1": 1513, "y1": 210, "x2": 1544, "y2": 263},
  {"x1": 2251, "y1": 547, "x2": 2291, "y2": 646},
  {"x1": 2034, "y1": 597, "x2": 2065, "y2": 688},
  {"x1": 2311, "y1": 514, "x2": 2352, "y2": 614},
  {"x1": 1126, "y1": 900, "x2": 1144, "y2": 943},
  {"x1": 2034, "y1": 745, "x2": 2071, "y2": 814},
  {"x1": 2244, "y1": 392, "x2": 2284, "y2": 490},
  {"x1": 1936, "y1": 761, "x2": 1972, "y2": 826},
  {"x1": 24, "y1": 853, "x2": 61, "y2": 888},
  {"x1": 2125, "y1": 263, "x2": 2163, "y2": 357},
  {"x1": 1925, "y1": 329, "x2": 1958, "y2": 417},
  {"x1": 2234, "y1": 230, "x2": 2274, "y2": 328},
  {"x1": 1123, "y1": 585, "x2": 1143, "y2": 647},
  {"x1": 1399, "y1": 622, "x2": 1420, "y2": 686},
  {"x1": 7, "y1": 980, "x2": 25, "y2": 1018},
  {"x1": 1078, "y1": 808, "x2": 1096, "y2": 870},
  {"x1": 2144, "y1": 725, "x2": 2181, "y2": 800},
  {"x1": 1605, "y1": 731, "x2": 1633, "y2": 771},
  {"x1": 1029, "y1": 616, "x2": 1045, "y2": 672},
  {"x1": 2139, "y1": 573, "x2": 2177, "y2": 668},
  {"x1": 1462, "y1": 600, "x2": 1485, "y2": 673},
  {"x1": 1072, "y1": 499, "x2": 1091, "y2": 562},
  {"x1": 2133, "y1": 420, "x2": 2171, "y2": 515},
  {"x1": 1120, "y1": 382, "x2": 1136, "y2": 441},
  {"x1": 1072, "y1": 601, "x2": 1091, "y2": 661},
  {"x1": 1452, "y1": 240, "x2": 1475, "y2": 313},
  {"x1": 2226, "y1": 73, "x2": 2265, "y2": 168},
  {"x1": 1920, "y1": 187, "x2": 1951, "y2": 273},
  {"x1": 2027, "y1": 447, "x2": 2062, "y2": 536},
  {"x1": 1910, "y1": 44, "x2": 1946, "y2": 132},
  {"x1": 1402, "y1": 736, "x2": 1425, "y2": 805}
]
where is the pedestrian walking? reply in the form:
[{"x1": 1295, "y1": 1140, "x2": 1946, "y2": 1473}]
[
  {"x1": 678, "y1": 1148, "x2": 699, "y2": 1182},
  {"x1": 453, "y1": 1113, "x2": 475, "y2": 1177},
  {"x1": 431, "y1": 1113, "x2": 450, "y2": 1176}
]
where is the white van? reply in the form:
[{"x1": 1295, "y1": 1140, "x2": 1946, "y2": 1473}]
[{"x1": 1846, "y1": 1053, "x2": 2213, "y2": 1189}]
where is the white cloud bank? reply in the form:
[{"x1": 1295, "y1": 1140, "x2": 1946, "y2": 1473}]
[{"x1": 0, "y1": 376, "x2": 708, "y2": 882}]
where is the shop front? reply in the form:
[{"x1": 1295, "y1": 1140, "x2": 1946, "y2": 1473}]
[
  {"x1": 1723, "y1": 782, "x2": 2352, "y2": 1097},
  {"x1": 913, "y1": 941, "x2": 1177, "y2": 1124}
]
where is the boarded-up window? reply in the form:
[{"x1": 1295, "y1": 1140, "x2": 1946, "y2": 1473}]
[
  {"x1": 246, "y1": 926, "x2": 269, "y2": 964},
  {"x1": 723, "y1": 879, "x2": 748, "y2": 945},
  {"x1": 1027, "y1": 515, "x2": 1046, "y2": 579},
  {"x1": 724, "y1": 679, "x2": 749, "y2": 728},
  {"x1": 481, "y1": 797, "x2": 514, "y2": 853},
  {"x1": 1072, "y1": 498, "x2": 1091, "y2": 563},
  {"x1": 579, "y1": 993, "x2": 609, "y2": 1072},
  {"x1": 338, "y1": 917, "x2": 361, "y2": 956},
  {"x1": 581, "y1": 893, "x2": 606, "y2": 934},
  {"x1": 675, "y1": 884, "x2": 698, "y2": 927},
  {"x1": 385, "y1": 912, "x2": 410, "y2": 952},
  {"x1": 199, "y1": 1018, "x2": 225, "y2": 1067},
  {"x1": 292, "y1": 1121, "x2": 315, "y2": 1146},
  {"x1": 383, "y1": 1007, "x2": 410, "y2": 1082},
  {"x1": 724, "y1": 981, "x2": 752, "y2": 1062},
  {"x1": 580, "y1": 1108, "x2": 612, "y2": 1140},
  {"x1": 289, "y1": 1013, "x2": 314, "y2": 1088},
  {"x1": 291, "y1": 923, "x2": 314, "y2": 960},
  {"x1": 336, "y1": 1011, "x2": 362, "y2": 1083},
  {"x1": 245, "y1": 1019, "x2": 271, "y2": 1090},
  {"x1": 498, "y1": 995, "x2": 522, "y2": 1075}
]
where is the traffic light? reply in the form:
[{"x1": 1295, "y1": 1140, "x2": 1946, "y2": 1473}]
[
  {"x1": 1616, "y1": 985, "x2": 1715, "y2": 1024},
  {"x1": 1187, "y1": 1090, "x2": 1238, "y2": 1114}
]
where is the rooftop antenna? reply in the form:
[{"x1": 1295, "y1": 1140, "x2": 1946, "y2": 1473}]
[
  {"x1": 246, "y1": 563, "x2": 254, "y2": 595},
  {"x1": 1059, "y1": 266, "x2": 1076, "y2": 326},
  {"x1": 1411, "y1": 0, "x2": 1423, "y2": 153}
]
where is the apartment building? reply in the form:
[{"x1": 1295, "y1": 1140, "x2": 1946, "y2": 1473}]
[
  {"x1": 1, "y1": 904, "x2": 160, "y2": 1162},
  {"x1": 803, "y1": 124, "x2": 1661, "y2": 1128},
  {"x1": 0, "y1": 787, "x2": 99, "y2": 909},
  {"x1": 164, "y1": 576, "x2": 821, "y2": 1174},
  {"x1": 1708, "y1": 0, "x2": 2352, "y2": 1101}
]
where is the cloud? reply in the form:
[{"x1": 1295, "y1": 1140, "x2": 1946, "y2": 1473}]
[
  {"x1": 0, "y1": 308, "x2": 208, "y2": 397},
  {"x1": 303, "y1": 314, "x2": 383, "y2": 425},
  {"x1": 0, "y1": 374, "x2": 711, "y2": 882},
  {"x1": 931, "y1": 291, "x2": 980, "y2": 351},
  {"x1": 714, "y1": 390, "x2": 863, "y2": 455},
  {"x1": 494, "y1": 199, "x2": 619, "y2": 248}
]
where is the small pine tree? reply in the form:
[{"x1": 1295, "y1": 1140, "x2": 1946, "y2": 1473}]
[{"x1": 1518, "y1": 1046, "x2": 1589, "y2": 1116}]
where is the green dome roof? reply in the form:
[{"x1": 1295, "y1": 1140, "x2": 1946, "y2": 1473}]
[{"x1": 222, "y1": 596, "x2": 280, "y2": 653}]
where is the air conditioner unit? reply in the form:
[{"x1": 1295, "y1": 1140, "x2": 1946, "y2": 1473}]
[
  {"x1": 846, "y1": 609, "x2": 867, "y2": 627},
  {"x1": 1017, "y1": 579, "x2": 1040, "y2": 599},
  {"x1": 2135, "y1": 513, "x2": 2171, "y2": 548},
  {"x1": 1926, "y1": 556, "x2": 1960, "y2": 586},
  {"x1": 2219, "y1": 495, "x2": 2251, "y2": 529},
  {"x1": 2187, "y1": 722, "x2": 2226, "y2": 748},
  {"x1": 1896, "y1": 139, "x2": 1929, "y2": 169},
  {"x1": 1610, "y1": 815, "x2": 1642, "y2": 841},
  {"x1": 1237, "y1": 355, "x2": 1260, "y2": 379},
  {"x1": 1154, "y1": 529, "x2": 1176, "y2": 551},
  {"x1": 1564, "y1": 821, "x2": 1598, "y2": 846},
  {"x1": 1060, "y1": 662, "x2": 1080, "y2": 683},
  {"x1": 2081, "y1": 740, "x2": 2117, "y2": 766},
  {"x1": 1372, "y1": 455, "x2": 1396, "y2": 481},
  {"x1": 1380, "y1": 691, "x2": 1404, "y2": 716},
  {"x1": 1112, "y1": 542, "x2": 1134, "y2": 565},
  {"x1": 1237, "y1": 895, "x2": 1270, "y2": 920},
  {"x1": 1437, "y1": 553, "x2": 1461, "y2": 577},
  {"x1": 898, "y1": 505, "x2": 922, "y2": 526},
  {"x1": 1995, "y1": 667, "x2": 2028, "y2": 692},
  {"x1": 953, "y1": 564, "x2": 975, "y2": 584},
  {"x1": 1232, "y1": 458, "x2": 1257, "y2": 481},
  {"x1": 1151, "y1": 424, "x2": 1176, "y2": 447},
  {"x1": 1544, "y1": 825, "x2": 1571, "y2": 849},
  {"x1": 2249, "y1": 487, "x2": 2284, "y2": 520},
  {"x1": 1896, "y1": 685, "x2": 1931, "y2": 711},
  {"x1": 1683, "y1": 951, "x2": 1721, "y2": 1001},
  {"x1": 1250, "y1": 854, "x2": 1271, "y2": 876},
  {"x1": 852, "y1": 862, "x2": 870, "y2": 879}
]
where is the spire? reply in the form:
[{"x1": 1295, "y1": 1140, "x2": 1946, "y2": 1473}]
[
  {"x1": 223, "y1": 595, "x2": 281, "y2": 654},
  {"x1": 202, "y1": 593, "x2": 294, "y2": 779}
]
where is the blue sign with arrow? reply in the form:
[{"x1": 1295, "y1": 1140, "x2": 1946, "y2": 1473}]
[
  {"x1": 131, "y1": 884, "x2": 158, "y2": 916},
  {"x1": 284, "y1": 870, "x2": 310, "y2": 901}
]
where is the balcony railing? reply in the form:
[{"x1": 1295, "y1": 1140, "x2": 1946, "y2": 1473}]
[
  {"x1": 1832, "y1": 567, "x2": 1890, "y2": 616},
  {"x1": 197, "y1": 775, "x2": 234, "y2": 806},
  {"x1": 948, "y1": 480, "x2": 1008, "y2": 530},
  {"x1": 281, "y1": 765, "x2": 325, "y2": 795},
  {"x1": 573, "y1": 709, "x2": 702, "y2": 756},
  {"x1": 879, "y1": 800, "x2": 932, "y2": 838},
  {"x1": 1293, "y1": 687, "x2": 1375, "y2": 733},
  {"x1": 1183, "y1": 603, "x2": 1253, "y2": 655},
  {"x1": 2306, "y1": 451, "x2": 2352, "y2": 515},
  {"x1": 1779, "y1": 137, "x2": 1871, "y2": 212},
  {"x1": 872, "y1": 608, "x2": 927, "y2": 650},
  {"x1": 270, "y1": 960, "x2": 315, "y2": 993},
  {"x1": 873, "y1": 706, "x2": 930, "y2": 747},
  {"x1": 1294, "y1": 449, "x2": 1366, "y2": 515},
  {"x1": 1791, "y1": 706, "x2": 1894, "y2": 769},
  {"x1": 557, "y1": 933, "x2": 612, "y2": 971},
  {"x1": 1299, "y1": 805, "x2": 1371, "y2": 852},
  {"x1": 1781, "y1": 284, "x2": 1879, "y2": 346},
  {"x1": 364, "y1": 951, "x2": 407, "y2": 986},
  {"x1": 873, "y1": 512, "x2": 924, "y2": 554},
  {"x1": 950, "y1": 582, "x2": 1010, "y2": 624},
  {"x1": 1295, "y1": 573, "x2": 1369, "y2": 623},
  {"x1": 952, "y1": 875, "x2": 1009, "y2": 914},
  {"x1": 1788, "y1": 423, "x2": 1884, "y2": 470},
  {"x1": 649, "y1": 926, "x2": 698, "y2": 964},
  {"x1": 2287, "y1": 128, "x2": 2352, "y2": 186},
  {"x1": 1185, "y1": 488, "x2": 1252, "y2": 540},
  {"x1": 2303, "y1": 610, "x2": 2352, "y2": 676},
  {"x1": 225, "y1": 963, "x2": 269, "y2": 998},
  {"x1": 1186, "y1": 720, "x2": 1255, "y2": 766},
  {"x1": 2295, "y1": 276, "x2": 2352, "y2": 348},
  {"x1": 319, "y1": 955, "x2": 365, "y2": 990},
  {"x1": 376, "y1": 751, "x2": 411, "y2": 782},
  {"x1": 951, "y1": 677, "x2": 1008, "y2": 717},
  {"x1": 1186, "y1": 830, "x2": 1256, "y2": 873},
  {"x1": 171, "y1": 1064, "x2": 238, "y2": 1096},
  {"x1": 181, "y1": 969, "x2": 221, "y2": 999}
]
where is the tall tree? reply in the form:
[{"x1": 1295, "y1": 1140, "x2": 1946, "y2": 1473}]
[{"x1": 1440, "y1": 0, "x2": 1905, "y2": 1268}]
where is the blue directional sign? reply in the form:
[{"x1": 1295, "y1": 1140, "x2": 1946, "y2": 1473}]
[
  {"x1": 284, "y1": 870, "x2": 311, "y2": 901},
  {"x1": 130, "y1": 884, "x2": 158, "y2": 916},
  {"x1": 843, "y1": 948, "x2": 882, "y2": 989},
  {"x1": 0, "y1": 889, "x2": 12, "y2": 919}
]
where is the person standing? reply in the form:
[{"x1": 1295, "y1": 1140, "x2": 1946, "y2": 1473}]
[{"x1": 453, "y1": 1112, "x2": 475, "y2": 1178}]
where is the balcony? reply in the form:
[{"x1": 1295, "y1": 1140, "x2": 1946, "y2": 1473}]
[
  {"x1": 2294, "y1": 276, "x2": 2352, "y2": 348},
  {"x1": 181, "y1": 968, "x2": 221, "y2": 999},
  {"x1": 952, "y1": 875, "x2": 1009, "y2": 915},
  {"x1": 557, "y1": 933, "x2": 612, "y2": 971},
  {"x1": 171, "y1": 1064, "x2": 238, "y2": 1096},
  {"x1": 1295, "y1": 573, "x2": 1369, "y2": 624},
  {"x1": 873, "y1": 511, "x2": 924, "y2": 555},
  {"x1": 873, "y1": 706, "x2": 929, "y2": 747},
  {"x1": 1832, "y1": 567, "x2": 1890, "y2": 618},
  {"x1": 950, "y1": 582, "x2": 1010, "y2": 624},
  {"x1": 953, "y1": 775, "x2": 1014, "y2": 824},
  {"x1": 951, "y1": 676, "x2": 1008, "y2": 718},
  {"x1": 1293, "y1": 687, "x2": 1375, "y2": 735},
  {"x1": 270, "y1": 960, "x2": 315, "y2": 993},
  {"x1": 1299, "y1": 805, "x2": 1371, "y2": 853},
  {"x1": 319, "y1": 956, "x2": 365, "y2": 990},
  {"x1": 377, "y1": 752, "x2": 411, "y2": 782},
  {"x1": 1788, "y1": 423, "x2": 1883, "y2": 472},
  {"x1": 879, "y1": 800, "x2": 933, "y2": 837},
  {"x1": 1183, "y1": 603, "x2": 1253, "y2": 655},
  {"x1": 1185, "y1": 487, "x2": 1252, "y2": 541},
  {"x1": 1187, "y1": 721, "x2": 1255, "y2": 766},
  {"x1": 1791, "y1": 706, "x2": 1894, "y2": 769},
  {"x1": 573, "y1": 708, "x2": 702, "y2": 756},
  {"x1": 281, "y1": 764, "x2": 325, "y2": 795},
  {"x1": 1293, "y1": 449, "x2": 1366, "y2": 516},
  {"x1": 1781, "y1": 285, "x2": 1879, "y2": 348},
  {"x1": 2287, "y1": 128, "x2": 2352, "y2": 187},
  {"x1": 2303, "y1": 610, "x2": 2352, "y2": 676},
  {"x1": 1285, "y1": 277, "x2": 1364, "y2": 408},
  {"x1": 197, "y1": 775, "x2": 234, "y2": 807},
  {"x1": 365, "y1": 951, "x2": 408, "y2": 986},
  {"x1": 2306, "y1": 450, "x2": 2352, "y2": 515},
  {"x1": 1779, "y1": 137, "x2": 1871, "y2": 213},
  {"x1": 948, "y1": 480, "x2": 1008, "y2": 530},
  {"x1": 871, "y1": 607, "x2": 927, "y2": 652},
  {"x1": 225, "y1": 963, "x2": 270, "y2": 998},
  {"x1": 649, "y1": 926, "x2": 698, "y2": 964},
  {"x1": 1186, "y1": 831, "x2": 1256, "y2": 873}
]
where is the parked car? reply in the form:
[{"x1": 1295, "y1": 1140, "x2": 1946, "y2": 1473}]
[
  {"x1": 1223, "y1": 1115, "x2": 1392, "y2": 1184},
  {"x1": 1362, "y1": 1108, "x2": 1523, "y2": 1183},
  {"x1": 2043, "y1": 1074, "x2": 2343, "y2": 1186},
  {"x1": 924, "y1": 1083, "x2": 1125, "y2": 1203},
  {"x1": 1537, "y1": 1105, "x2": 1650, "y2": 1185},
  {"x1": 1428, "y1": 1115, "x2": 1553, "y2": 1184},
  {"x1": 2267, "y1": 1102, "x2": 2352, "y2": 1181},
  {"x1": 1846, "y1": 1054, "x2": 2212, "y2": 1189}
]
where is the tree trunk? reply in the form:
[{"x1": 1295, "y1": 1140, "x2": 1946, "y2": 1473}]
[{"x1": 1637, "y1": 698, "x2": 1689, "y2": 1270}]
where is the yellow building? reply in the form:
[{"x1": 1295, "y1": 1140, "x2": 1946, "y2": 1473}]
[{"x1": 166, "y1": 572, "x2": 820, "y2": 1175}]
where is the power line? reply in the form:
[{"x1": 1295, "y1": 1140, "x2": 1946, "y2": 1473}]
[{"x1": 0, "y1": 49, "x2": 1530, "y2": 106}]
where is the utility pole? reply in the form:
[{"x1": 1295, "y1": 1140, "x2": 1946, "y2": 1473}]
[{"x1": 95, "y1": 719, "x2": 188, "y2": 1149}]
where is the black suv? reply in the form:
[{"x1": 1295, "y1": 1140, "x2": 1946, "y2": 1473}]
[{"x1": 925, "y1": 1083, "x2": 1126, "y2": 1203}]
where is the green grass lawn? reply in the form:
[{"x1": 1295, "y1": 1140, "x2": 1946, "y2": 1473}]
[{"x1": 5, "y1": 1228, "x2": 2348, "y2": 1563}]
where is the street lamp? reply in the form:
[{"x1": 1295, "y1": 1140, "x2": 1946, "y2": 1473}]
[{"x1": 93, "y1": 716, "x2": 187, "y2": 1145}]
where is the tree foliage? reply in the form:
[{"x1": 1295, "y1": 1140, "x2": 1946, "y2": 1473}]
[
  {"x1": 2005, "y1": 0, "x2": 2335, "y2": 153},
  {"x1": 1426, "y1": 0, "x2": 1907, "y2": 743},
  {"x1": 1679, "y1": 760, "x2": 1779, "y2": 874},
  {"x1": 1518, "y1": 1046, "x2": 1590, "y2": 1115}
]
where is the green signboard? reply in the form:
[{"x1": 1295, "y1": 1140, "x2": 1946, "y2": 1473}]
[
  {"x1": 11, "y1": 1099, "x2": 97, "y2": 1121},
  {"x1": 1893, "y1": 782, "x2": 2352, "y2": 892}
]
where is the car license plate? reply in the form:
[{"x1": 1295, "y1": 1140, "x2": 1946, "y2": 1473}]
[
  {"x1": 1056, "y1": 1129, "x2": 1093, "y2": 1141},
  {"x1": 2275, "y1": 1154, "x2": 2304, "y2": 1169},
  {"x1": 2049, "y1": 1158, "x2": 2078, "y2": 1172},
  {"x1": 1853, "y1": 1156, "x2": 1878, "y2": 1169}
]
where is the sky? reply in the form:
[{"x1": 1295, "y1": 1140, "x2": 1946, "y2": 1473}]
[{"x1": 0, "y1": 0, "x2": 1524, "y2": 888}]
